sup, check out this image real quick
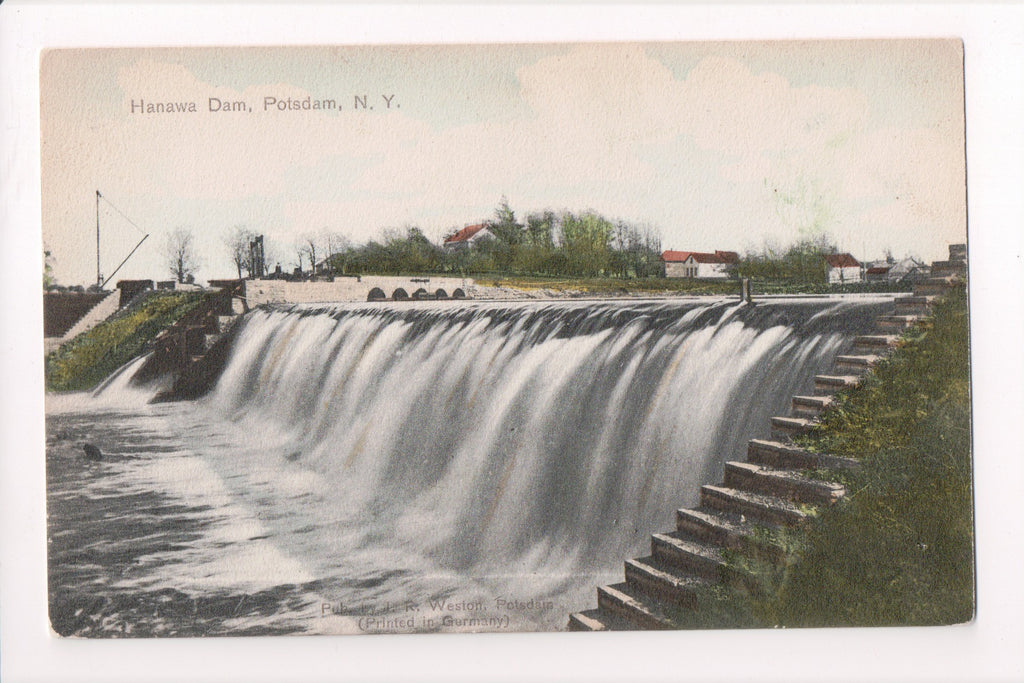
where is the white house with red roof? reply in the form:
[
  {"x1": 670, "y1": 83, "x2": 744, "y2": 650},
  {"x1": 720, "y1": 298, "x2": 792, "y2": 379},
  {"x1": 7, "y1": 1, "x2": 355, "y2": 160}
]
[
  {"x1": 443, "y1": 223, "x2": 493, "y2": 249},
  {"x1": 824, "y1": 253, "x2": 862, "y2": 284},
  {"x1": 661, "y1": 250, "x2": 740, "y2": 279}
]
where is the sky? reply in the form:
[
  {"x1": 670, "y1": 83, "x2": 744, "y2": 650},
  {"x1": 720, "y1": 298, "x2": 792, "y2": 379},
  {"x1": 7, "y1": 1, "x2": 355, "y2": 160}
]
[{"x1": 40, "y1": 41, "x2": 966, "y2": 286}]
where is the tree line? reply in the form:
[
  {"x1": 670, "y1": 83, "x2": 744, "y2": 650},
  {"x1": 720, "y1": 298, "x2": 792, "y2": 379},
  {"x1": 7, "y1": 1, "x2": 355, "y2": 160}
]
[
  {"x1": 326, "y1": 199, "x2": 665, "y2": 279},
  {"x1": 156, "y1": 200, "x2": 869, "y2": 286}
]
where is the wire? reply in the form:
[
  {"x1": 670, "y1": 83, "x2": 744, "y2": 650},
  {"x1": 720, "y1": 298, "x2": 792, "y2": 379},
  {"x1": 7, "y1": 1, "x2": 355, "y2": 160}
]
[{"x1": 98, "y1": 192, "x2": 147, "y2": 236}]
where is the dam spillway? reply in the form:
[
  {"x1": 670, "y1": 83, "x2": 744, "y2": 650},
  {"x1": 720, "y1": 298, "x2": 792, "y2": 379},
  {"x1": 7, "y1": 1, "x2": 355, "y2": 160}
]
[{"x1": 47, "y1": 296, "x2": 894, "y2": 636}]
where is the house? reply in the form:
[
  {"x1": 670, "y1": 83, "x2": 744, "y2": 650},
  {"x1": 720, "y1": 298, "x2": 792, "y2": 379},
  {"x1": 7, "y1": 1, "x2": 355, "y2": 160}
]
[
  {"x1": 887, "y1": 256, "x2": 929, "y2": 283},
  {"x1": 661, "y1": 250, "x2": 739, "y2": 279},
  {"x1": 824, "y1": 253, "x2": 862, "y2": 284},
  {"x1": 443, "y1": 223, "x2": 492, "y2": 249},
  {"x1": 865, "y1": 265, "x2": 891, "y2": 283}
]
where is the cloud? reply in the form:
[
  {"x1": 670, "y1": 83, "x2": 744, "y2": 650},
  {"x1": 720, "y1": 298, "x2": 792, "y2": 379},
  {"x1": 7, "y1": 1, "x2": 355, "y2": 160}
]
[{"x1": 42, "y1": 45, "x2": 965, "y2": 284}]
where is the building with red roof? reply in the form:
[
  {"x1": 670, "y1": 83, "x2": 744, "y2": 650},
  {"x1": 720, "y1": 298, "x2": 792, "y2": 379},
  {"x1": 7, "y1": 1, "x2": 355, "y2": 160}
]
[
  {"x1": 661, "y1": 249, "x2": 739, "y2": 279},
  {"x1": 443, "y1": 223, "x2": 492, "y2": 249},
  {"x1": 824, "y1": 253, "x2": 862, "y2": 283}
]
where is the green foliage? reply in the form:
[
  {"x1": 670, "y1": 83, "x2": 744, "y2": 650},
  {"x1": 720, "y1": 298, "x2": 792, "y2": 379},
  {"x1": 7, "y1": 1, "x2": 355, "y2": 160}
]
[
  {"x1": 327, "y1": 200, "x2": 664, "y2": 281},
  {"x1": 43, "y1": 248, "x2": 55, "y2": 289},
  {"x1": 774, "y1": 287, "x2": 973, "y2": 626},
  {"x1": 45, "y1": 292, "x2": 207, "y2": 392},
  {"x1": 735, "y1": 235, "x2": 838, "y2": 284}
]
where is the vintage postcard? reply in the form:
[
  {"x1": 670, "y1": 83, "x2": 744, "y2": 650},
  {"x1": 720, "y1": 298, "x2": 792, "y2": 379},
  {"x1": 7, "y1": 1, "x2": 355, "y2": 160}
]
[{"x1": 40, "y1": 41, "x2": 971, "y2": 639}]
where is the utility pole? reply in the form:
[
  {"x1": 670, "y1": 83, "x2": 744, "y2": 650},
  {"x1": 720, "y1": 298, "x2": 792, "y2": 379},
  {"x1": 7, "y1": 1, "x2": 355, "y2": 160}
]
[{"x1": 96, "y1": 190, "x2": 102, "y2": 288}]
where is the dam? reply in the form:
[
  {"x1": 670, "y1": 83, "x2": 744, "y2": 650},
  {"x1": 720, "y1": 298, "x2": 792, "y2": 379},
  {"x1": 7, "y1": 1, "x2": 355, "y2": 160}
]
[{"x1": 46, "y1": 295, "x2": 895, "y2": 636}]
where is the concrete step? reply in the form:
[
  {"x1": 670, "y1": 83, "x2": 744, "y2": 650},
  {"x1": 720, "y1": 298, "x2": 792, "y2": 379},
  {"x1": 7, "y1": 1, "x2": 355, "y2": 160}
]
[
  {"x1": 877, "y1": 315, "x2": 921, "y2": 332},
  {"x1": 746, "y1": 439, "x2": 859, "y2": 471},
  {"x1": 624, "y1": 556, "x2": 707, "y2": 609},
  {"x1": 834, "y1": 354, "x2": 881, "y2": 376},
  {"x1": 814, "y1": 374, "x2": 861, "y2": 396},
  {"x1": 770, "y1": 415, "x2": 815, "y2": 440},
  {"x1": 931, "y1": 260, "x2": 967, "y2": 278},
  {"x1": 914, "y1": 276, "x2": 961, "y2": 296},
  {"x1": 700, "y1": 485, "x2": 810, "y2": 527},
  {"x1": 651, "y1": 532, "x2": 725, "y2": 580},
  {"x1": 851, "y1": 335, "x2": 899, "y2": 355},
  {"x1": 723, "y1": 461, "x2": 845, "y2": 506},
  {"x1": 894, "y1": 295, "x2": 937, "y2": 316},
  {"x1": 567, "y1": 608, "x2": 635, "y2": 632},
  {"x1": 675, "y1": 507, "x2": 784, "y2": 563},
  {"x1": 791, "y1": 394, "x2": 834, "y2": 418},
  {"x1": 597, "y1": 582, "x2": 676, "y2": 630}
]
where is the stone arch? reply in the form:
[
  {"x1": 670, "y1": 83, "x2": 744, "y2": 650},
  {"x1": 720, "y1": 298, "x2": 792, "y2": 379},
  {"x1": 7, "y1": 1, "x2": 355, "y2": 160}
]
[
  {"x1": 412, "y1": 288, "x2": 429, "y2": 300},
  {"x1": 434, "y1": 288, "x2": 448, "y2": 300},
  {"x1": 392, "y1": 288, "x2": 409, "y2": 301},
  {"x1": 367, "y1": 287, "x2": 386, "y2": 301},
  {"x1": 452, "y1": 288, "x2": 467, "y2": 299}
]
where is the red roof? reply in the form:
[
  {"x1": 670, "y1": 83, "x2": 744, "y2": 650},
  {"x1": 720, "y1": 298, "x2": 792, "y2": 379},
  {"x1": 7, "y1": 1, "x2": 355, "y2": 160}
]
[
  {"x1": 662, "y1": 250, "x2": 738, "y2": 264},
  {"x1": 825, "y1": 253, "x2": 861, "y2": 268},
  {"x1": 661, "y1": 250, "x2": 693, "y2": 263},
  {"x1": 444, "y1": 223, "x2": 488, "y2": 244},
  {"x1": 866, "y1": 266, "x2": 891, "y2": 275},
  {"x1": 715, "y1": 250, "x2": 740, "y2": 264}
]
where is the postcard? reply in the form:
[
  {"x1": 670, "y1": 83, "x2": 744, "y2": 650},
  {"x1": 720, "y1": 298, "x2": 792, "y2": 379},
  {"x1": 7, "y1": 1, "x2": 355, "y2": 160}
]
[{"x1": 39, "y1": 40, "x2": 972, "y2": 641}]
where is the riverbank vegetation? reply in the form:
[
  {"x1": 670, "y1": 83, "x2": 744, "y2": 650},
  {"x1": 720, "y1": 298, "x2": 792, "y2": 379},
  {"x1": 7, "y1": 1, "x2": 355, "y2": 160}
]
[
  {"x1": 674, "y1": 286, "x2": 973, "y2": 628},
  {"x1": 300, "y1": 199, "x2": 908, "y2": 294},
  {"x1": 45, "y1": 292, "x2": 208, "y2": 392}
]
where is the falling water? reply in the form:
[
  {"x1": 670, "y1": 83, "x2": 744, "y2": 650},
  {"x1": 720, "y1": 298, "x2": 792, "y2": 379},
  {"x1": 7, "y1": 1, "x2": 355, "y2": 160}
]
[{"x1": 47, "y1": 296, "x2": 892, "y2": 636}]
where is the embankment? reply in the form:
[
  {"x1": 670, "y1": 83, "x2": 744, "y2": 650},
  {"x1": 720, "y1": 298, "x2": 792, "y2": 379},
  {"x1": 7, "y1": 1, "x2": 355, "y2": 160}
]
[
  {"x1": 45, "y1": 291, "x2": 209, "y2": 392},
  {"x1": 671, "y1": 286, "x2": 973, "y2": 628}
]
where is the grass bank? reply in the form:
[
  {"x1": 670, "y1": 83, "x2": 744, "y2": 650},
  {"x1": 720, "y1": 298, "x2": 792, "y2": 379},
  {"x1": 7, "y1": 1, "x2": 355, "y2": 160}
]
[
  {"x1": 673, "y1": 286, "x2": 973, "y2": 628},
  {"x1": 45, "y1": 291, "x2": 208, "y2": 392}
]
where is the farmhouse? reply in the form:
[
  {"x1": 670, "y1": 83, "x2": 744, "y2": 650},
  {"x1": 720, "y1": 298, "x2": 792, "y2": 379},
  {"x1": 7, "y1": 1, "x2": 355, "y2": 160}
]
[
  {"x1": 662, "y1": 250, "x2": 739, "y2": 279},
  {"x1": 825, "y1": 253, "x2": 862, "y2": 284},
  {"x1": 443, "y1": 223, "x2": 492, "y2": 249}
]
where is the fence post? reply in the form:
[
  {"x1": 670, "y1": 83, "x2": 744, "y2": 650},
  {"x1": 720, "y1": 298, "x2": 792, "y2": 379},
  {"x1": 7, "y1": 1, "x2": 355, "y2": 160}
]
[{"x1": 741, "y1": 278, "x2": 752, "y2": 303}]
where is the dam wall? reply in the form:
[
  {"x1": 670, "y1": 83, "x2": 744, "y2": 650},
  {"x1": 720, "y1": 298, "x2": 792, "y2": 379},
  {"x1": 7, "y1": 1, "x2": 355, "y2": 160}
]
[{"x1": 241, "y1": 275, "x2": 475, "y2": 306}]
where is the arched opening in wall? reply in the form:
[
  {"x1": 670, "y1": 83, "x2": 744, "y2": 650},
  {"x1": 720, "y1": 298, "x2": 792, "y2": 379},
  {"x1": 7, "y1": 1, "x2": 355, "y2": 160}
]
[
  {"x1": 392, "y1": 288, "x2": 409, "y2": 301},
  {"x1": 412, "y1": 288, "x2": 431, "y2": 300},
  {"x1": 435, "y1": 288, "x2": 449, "y2": 300},
  {"x1": 367, "y1": 287, "x2": 386, "y2": 302},
  {"x1": 452, "y1": 288, "x2": 466, "y2": 299}
]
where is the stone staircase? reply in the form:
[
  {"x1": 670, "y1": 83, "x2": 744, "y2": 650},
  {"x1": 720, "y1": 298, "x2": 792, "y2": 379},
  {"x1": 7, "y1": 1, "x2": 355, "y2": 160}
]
[{"x1": 568, "y1": 244, "x2": 967, "y2": 631}]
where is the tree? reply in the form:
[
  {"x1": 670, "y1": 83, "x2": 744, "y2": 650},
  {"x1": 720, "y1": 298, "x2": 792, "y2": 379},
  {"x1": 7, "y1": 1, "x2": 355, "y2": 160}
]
[
  {"x1": 165, "y1": 227, "x2": 200, "y2": 283},
  {"x1": 323, "y1": 232, "x2": 350, "y2": 275},
  {"x1": 487, "y1": 196, "x2": 524, "y2": 246},
  {"x1": 43, "y1": 247, "x2": 55, "y2": 289},
  {"x1": 225, "y1": 225, "x2": 255, "y2": 279},
  {"x1": 300, "y1": 233, "x2": 321, "y2": 278}
]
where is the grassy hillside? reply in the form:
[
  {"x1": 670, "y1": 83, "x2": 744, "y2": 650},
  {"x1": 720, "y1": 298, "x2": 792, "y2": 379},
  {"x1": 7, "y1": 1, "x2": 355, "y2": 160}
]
[
  {"x1": 674, "y1": 286, "x2": 973, "y2": 628},
  {"x1": 45, "y1": 292, "x2": 207, "y2": 392}
]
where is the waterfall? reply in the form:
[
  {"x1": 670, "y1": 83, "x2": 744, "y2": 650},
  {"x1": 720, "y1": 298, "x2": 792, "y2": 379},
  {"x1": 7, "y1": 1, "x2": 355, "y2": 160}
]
[{"x1": 201, "y1": 297, "x2": 888, "y2": 608}]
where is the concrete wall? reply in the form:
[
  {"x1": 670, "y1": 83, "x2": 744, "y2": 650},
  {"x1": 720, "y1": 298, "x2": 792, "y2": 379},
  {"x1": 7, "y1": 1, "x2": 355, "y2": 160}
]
[
  {"x1": 242, "y1": 275, "x2": 475, "y2": 306},
  {"x1": 44, "y1": 290, "x2": 120, "y2": 354},
  {"x1": 664, "y1": 262, "x2": 689, "y2": 278}
]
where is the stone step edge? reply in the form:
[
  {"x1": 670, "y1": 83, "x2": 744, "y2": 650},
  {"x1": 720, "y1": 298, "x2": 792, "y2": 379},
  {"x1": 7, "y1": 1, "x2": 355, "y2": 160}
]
[
  {"x1": 746, "y1": 439, "x2": 859, "y2": 471},
  {"x1": 701, "y1": 485, "x2": 810, "y2": 527},
  {"x1": 724, "y1": 461, "x2": 845, "y2": 505},
  {"x1": 674, "y1": 508, "x2": 787, "y2": 565},
  {"x1": 597, "y1": 582, "x2": 676, "y2": 630},
  {"x1": 567, "y1": 608, "x2": 633, "y2": 632},
  {"x1": 624, "y1": 557, "x2": 704, "y2": 609}
]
